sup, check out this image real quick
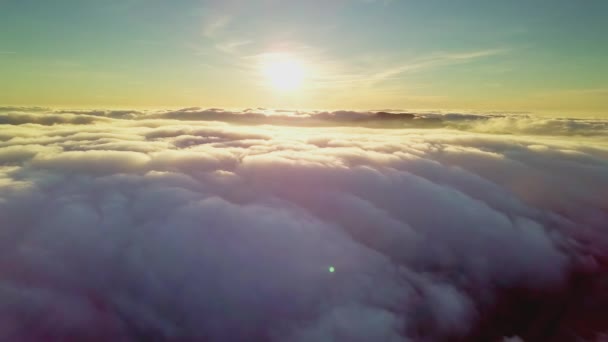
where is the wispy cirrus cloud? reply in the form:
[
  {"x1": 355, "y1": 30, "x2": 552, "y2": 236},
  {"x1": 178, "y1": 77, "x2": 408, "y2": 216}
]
[
  {"x1": 284, "y1": 47, "x2": 509, "y2": 97},
  {"x1": 202, "y1": 14, "x2": 232, "y2": 38},
  {"x1": 368, "y1": 48, "x2": 509, "y2": 84},
  {"x1": 216, "y1": 39, "x2": 253, "y2": 54}
]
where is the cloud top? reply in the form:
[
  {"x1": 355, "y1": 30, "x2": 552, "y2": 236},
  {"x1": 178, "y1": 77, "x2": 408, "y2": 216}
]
[{"x1": 0, "y1": 108, "x2": 607, "y2": 340}]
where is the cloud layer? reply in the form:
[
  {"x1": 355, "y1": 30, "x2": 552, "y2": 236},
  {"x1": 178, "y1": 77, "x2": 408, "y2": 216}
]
[{"x1": 0, "y1": 107, "x2": 607, "y2": 341}]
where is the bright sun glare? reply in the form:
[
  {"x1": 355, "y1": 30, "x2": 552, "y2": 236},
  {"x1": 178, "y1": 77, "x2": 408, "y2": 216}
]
[{"x1": 261, "y1": 54, "x2": 305, "y2": 92}]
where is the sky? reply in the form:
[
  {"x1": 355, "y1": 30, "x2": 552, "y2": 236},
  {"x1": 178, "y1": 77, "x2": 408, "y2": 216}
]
[{"x1": 1, "y1": 0, "x2": 607, "y2": 114}]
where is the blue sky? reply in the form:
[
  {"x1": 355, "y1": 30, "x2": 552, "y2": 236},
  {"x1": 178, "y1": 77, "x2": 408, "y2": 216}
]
[{"x1": 1, "y1": 0, "x2": 607, "y2": 115}]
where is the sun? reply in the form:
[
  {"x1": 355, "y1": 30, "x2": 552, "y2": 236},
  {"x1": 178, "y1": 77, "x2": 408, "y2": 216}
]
[{"x1": 261, "y1": 54, "x2": 305, "y2": 92}]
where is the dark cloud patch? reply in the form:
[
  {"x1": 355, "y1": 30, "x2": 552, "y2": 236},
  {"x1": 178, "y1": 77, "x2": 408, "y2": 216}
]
[
  {"x1": 154, "y1": 108, "x2": 266, "y2": 122},
  {"x1": 56, "y1": 110, "x2": 142, "y2": 120},
  {"x1": 1, "y1": 107, "x2": 607, "y2": 136},
  {"x1": 0, "y1": 112, "x2": 99, "y2": 126},
  {"x1": 0, "y1": 109, "x2": 607, "y2": 340}
]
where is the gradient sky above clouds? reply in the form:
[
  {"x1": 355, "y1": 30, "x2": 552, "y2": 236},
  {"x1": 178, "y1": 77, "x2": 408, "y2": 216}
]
[{"x1": 1, "y1": 0, "x2": 607, "y2": 114}]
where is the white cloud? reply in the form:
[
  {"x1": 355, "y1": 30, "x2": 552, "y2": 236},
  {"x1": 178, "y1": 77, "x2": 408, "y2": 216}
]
[
  {"x1": 202, "y1": 14, "x2": 232, "y2": 38},
  {"x1": 0, "y1": 108, "x2": 607, "y2": 340}
]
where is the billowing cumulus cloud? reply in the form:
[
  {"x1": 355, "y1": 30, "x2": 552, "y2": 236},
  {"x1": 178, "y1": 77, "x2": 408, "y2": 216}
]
[{"x1": 0, "y1": 107, "x2": 607, "y2": 341}]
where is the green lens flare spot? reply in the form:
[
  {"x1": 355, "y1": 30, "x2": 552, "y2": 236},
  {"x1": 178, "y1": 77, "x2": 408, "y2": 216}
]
[{"x1": 328, "y1": 266, "x2": 335, "y2": 273}]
